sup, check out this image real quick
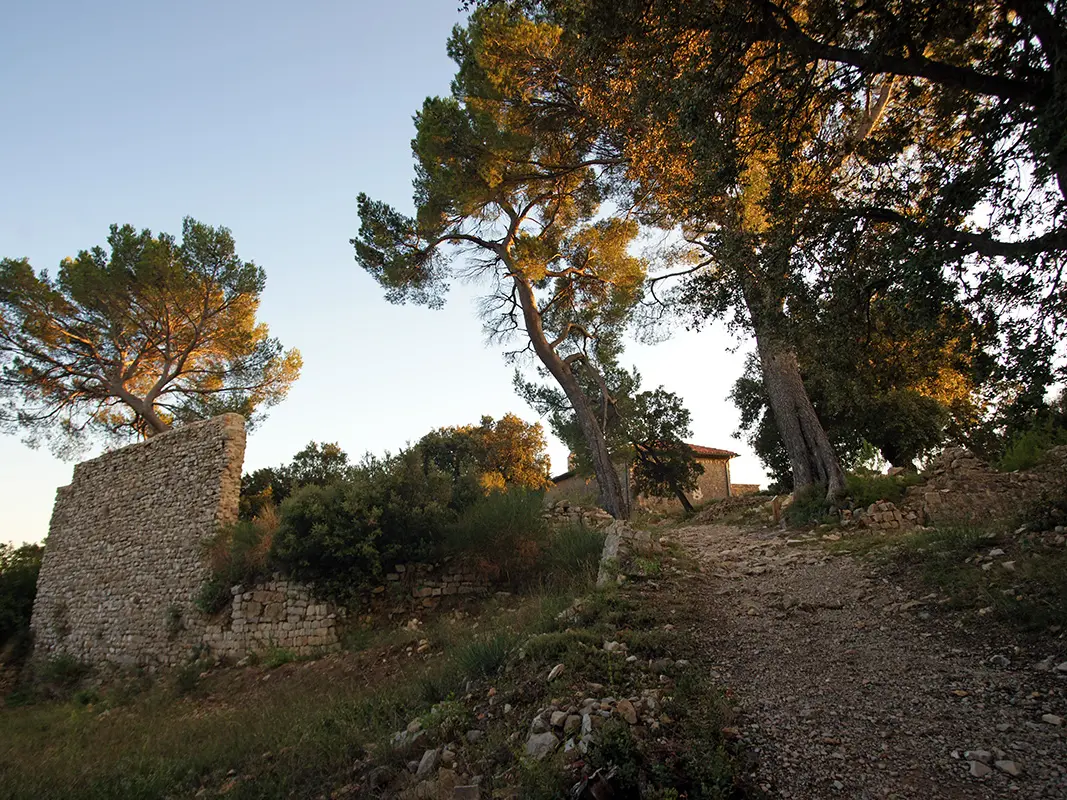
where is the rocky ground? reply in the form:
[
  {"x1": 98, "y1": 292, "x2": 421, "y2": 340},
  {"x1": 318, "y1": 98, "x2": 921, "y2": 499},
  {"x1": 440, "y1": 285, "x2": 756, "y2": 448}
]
[{"x1": 667, "y1": 522, "x2": 1067, "y2": 799}]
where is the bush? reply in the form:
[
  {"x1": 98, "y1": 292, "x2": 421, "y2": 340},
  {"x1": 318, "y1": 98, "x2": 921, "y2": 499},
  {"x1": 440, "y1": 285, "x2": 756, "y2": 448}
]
[
  {"x1": 844, "y1": 472, "x2": 922, "y2": 508},
  {"x1": 453, "y1": 632, "x2": 517, "y2": 679},
  {"x1": 784, "y1": 484, "x2": 830, "y2": 526},
  {"x1": 998, "y1": 420, "x2": 1067, "y2": 472},
  {"x1": 0, "y1": 543, "x2": 43, "y2": 651},
  {"x1": 444, "y1": 488, "x2": 549, "y2": 583},
  {"x1": 535, "y1": 525, "x2": 605, "y2": 588},
  {"x1": 195, "y1": 517, "x2": 274, "y2": 614},
  {"x1": 271, "y1": 451, "x2": 458, "y2": 603}
]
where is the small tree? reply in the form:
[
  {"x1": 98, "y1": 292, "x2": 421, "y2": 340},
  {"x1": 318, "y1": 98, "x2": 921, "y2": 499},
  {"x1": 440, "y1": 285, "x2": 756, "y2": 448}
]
[
  {"x1": 420, "y1": 413, "x2": 551, "y2": 495},
  {"x1": 0, "y1": 218, "x2": 302, "y2": 454}
]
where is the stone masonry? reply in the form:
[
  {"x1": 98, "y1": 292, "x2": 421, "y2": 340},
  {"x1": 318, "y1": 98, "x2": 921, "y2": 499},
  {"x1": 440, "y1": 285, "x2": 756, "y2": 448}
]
[
  {"x1": 30, "y1": 414, "x2": 246, "y2": 668},
  {"x1": 203, "y1": 578, "x2": 343, "y2": 659}
]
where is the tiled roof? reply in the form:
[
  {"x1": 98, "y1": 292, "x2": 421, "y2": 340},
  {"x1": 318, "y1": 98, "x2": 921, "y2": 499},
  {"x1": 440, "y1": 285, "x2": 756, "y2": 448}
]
[{"x1": 686, "y1": 443, "x2": 739, "y2": 459}]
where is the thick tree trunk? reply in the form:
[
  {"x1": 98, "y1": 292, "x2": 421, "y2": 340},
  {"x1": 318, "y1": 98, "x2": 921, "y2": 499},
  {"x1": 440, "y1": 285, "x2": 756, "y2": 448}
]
[
  {"x1": 741, "y1": 271, "x2": 845, "y2": 502},
  {"x1": 513, "y1": 277, "x2": 630, "y2": 519},
  {"x1": 756, "y1": 332, "x2": 846, "y2": 501}
]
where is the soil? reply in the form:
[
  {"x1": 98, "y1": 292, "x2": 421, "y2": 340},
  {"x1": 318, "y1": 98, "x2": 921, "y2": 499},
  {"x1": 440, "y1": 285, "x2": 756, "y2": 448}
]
[{"x1": 660, "y1": 521, "x2": 1067, "y2": 799}]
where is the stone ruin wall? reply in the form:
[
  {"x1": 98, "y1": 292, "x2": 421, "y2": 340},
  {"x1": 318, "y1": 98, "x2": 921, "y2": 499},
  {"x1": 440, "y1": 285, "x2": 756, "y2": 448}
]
[
  {"x1": 202, "y1": 560, "x2": 496, "y2": 659},
  {"x1": 203, "y1": 578, "x2": 344, "y2": 659},
  {"x1": 30, "y1": 414, "x2": 246, "y2": 668},
  {"x1": 903, "y1": 446, "x2": 1067, "y2": 526}
]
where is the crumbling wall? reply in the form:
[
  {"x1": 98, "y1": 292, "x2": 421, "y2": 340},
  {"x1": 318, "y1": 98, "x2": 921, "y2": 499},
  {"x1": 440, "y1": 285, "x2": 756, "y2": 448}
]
[
  {"x1": 30, "y1": 414, "x2": 246, "y2": 668},
  {"x1": 903, "y1": 447, "x2": 1066, "y2": 526},
  {"x1": 203, "y1": 578, "x2": 343, "y2": 659}
]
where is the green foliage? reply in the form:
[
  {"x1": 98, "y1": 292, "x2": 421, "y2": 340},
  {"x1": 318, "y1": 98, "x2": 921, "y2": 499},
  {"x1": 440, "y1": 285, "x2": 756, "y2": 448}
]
[
  {"x1": 844, "y1": 472, "x2": 923, "y2": 509},
  {"x1": 195, "y1": 520, "x2": 273, "y2": 615},
  {"x1": 0, "y1": 542, "x2": 43, "y2": 651},
  {"x1": 271, "y1": 450, "x2": 458, "y2": 603},
  {"x1": 240, "y1": 441, "x2": 353, "y2": 519},
  {"x1": 998, "y1": 420, "x2": 1067, "y2": 472},
  {"x1": 454, "y1": 633, "x2": 518, "y2": 679},
  {"x1": 444, "y1": 487, "x2": 548, "y2": 576},
  {"x1": 784, "y1": 484, "x2": 832, "y2": 527},
  {"x1": 261, "y1": 647, "x2": 298, "y2": 669},
  {"x1": 0, "y1": 218, "x2": 301, "y2": 454},
  {"x1": 419, "y1": 413, "x2": 551, "y2": 499},
  {"x1": 535, "y1": 525, "x2": 605, "y2": 587},
  {"x1": 444, "y1": 490, "x2": 605, "y2": 589},
  {"x1": 35, "y1": 654, "x2": 90, "y2": 692}
]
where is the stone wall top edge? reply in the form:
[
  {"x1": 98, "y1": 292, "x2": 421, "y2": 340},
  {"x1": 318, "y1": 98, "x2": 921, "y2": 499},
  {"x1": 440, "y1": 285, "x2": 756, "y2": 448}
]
[{"x1": 70, "y1": 414, "x2": 246, "y2": 474}]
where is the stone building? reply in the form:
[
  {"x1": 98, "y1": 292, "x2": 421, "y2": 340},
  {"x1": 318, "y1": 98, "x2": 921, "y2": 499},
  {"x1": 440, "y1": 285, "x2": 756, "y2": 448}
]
[{"x1": 547, "y1": 443, "x2": 757, "y2": 511}]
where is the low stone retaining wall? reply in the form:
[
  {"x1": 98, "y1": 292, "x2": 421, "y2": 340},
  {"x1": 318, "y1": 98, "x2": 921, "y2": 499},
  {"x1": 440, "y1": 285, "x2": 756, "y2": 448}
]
[
  {"x1": 543, "y1": 501, "x2": 615, "y2": 529},
  {"x1": 383, "y1": 560, "x2": 493, "y2": 608},
  {"x1": 843, "y1": 500, "x2": 920, "y2": 531},
  {"x1": 903, "y1": 447, "x2": 1066, "y2": 526},
  {"x1": 202, "y1": 559, "x2": 496, "y2": 658},
  {"x1": 203, "y1": 578, "x2": 343, "y2": 659}
]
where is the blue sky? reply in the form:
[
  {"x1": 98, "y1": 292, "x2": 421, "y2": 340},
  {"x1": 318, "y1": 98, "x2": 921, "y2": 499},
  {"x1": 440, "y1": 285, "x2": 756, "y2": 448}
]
[{"x1": 0, "y1": 1, "x2": 764, "y2": 545}]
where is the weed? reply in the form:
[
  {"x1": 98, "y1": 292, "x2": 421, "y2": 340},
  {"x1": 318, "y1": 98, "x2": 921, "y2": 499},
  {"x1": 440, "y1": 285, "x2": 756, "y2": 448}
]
[
  {"x1": 261, "y1": 647, "x2": 298, "y2": 669},
  {"x1": 631, "y1": 556, "x2": 663, "y2": 577},
  {"x1": 164, "y1": 605, "x2": 184, "y2": 640},
  {"x1": 454, "y1": 633, "x2": 517, "y2": 679},
  {"x1": 845, "y1": 472, "x2": 922, "y2": 508},
  {"x1": 173, "y1": 662, "x2": 201, "y2": 696},
  {"x1": 341, "y1": 625, "x2": 376, "y2": 652},
  {"x1": 517, "y1": 752, "x2": 569, "y2": 800},
  {"x1": 998, "y1": 422, "x2": 1067, "y2": 472},
  {"x1": 419, "y1": 699, "x2": 472, "y2": 740},
  {"x1": 36, "y1": 653, "x2": 89, "y2": 691},
  {"x1": 784, "y1": 484, "x2": 828, "y2": 527}
]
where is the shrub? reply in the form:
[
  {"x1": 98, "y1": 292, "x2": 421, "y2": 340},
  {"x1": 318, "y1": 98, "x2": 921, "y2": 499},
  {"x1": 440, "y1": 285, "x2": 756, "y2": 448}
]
[
  {"x1": 998, "y1": 420, "x2": 1067, "y2": 472},
  {"x1": 261, "y1": 646, "x2": 298, "y2": 669},
  {"x1": 36, "y1": 653, "x2": 89, "y2": 692},
  {"x1": 195, "y1": 516, "x2": 274, "y2": 614},
  {"x1": 0, "y1": 543, "x2": 43, "y2": 651},
  {"x1": 535, "y1": 525, "x2": 606, "y2": 588},
  {"x1": 444, "y1": 488, "x2": 550, "y2": 583},
  {"x1": 453, "y1": 632, "x2": 517, "y2": 679},
  {"x1": 271, "y1": 451, "x2": 458, "y2": 604},
  {"x1": 784, "y1": 484, "x2": 829, "y2": 526},
  {"x1": 844, "y1": 472, "x2": 922, "y2": 508}
]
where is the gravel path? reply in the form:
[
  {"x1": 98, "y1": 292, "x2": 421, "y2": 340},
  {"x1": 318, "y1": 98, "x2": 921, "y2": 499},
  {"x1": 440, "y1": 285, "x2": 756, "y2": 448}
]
[{"x1": 666, "y1": 523, "x2": 1067, "y2": 799}]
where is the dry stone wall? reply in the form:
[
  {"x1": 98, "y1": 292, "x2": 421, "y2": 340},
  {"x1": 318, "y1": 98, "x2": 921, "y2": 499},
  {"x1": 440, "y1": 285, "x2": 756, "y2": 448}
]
[
  {"x1": 543, "y1": 501, "x2": 615, "y2": 529},
  {"x1": 903, "y1": 447, "x2": 1067, "y2": 526},
  {"x1": 30, "y1": 414, "x2": 246, "y2": 669},
  {"x1": 203, "y1": 578, "x2": 343, "y2": 659},
  {"x1": 383, "y1": 560, "x2": 493, "y2": 609}
]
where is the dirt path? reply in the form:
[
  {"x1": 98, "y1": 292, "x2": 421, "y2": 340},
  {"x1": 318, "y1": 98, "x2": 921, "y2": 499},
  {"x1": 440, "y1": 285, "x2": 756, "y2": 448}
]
[{"x1": 664, "y1": 522, "x2": 1066, "y2": 799}]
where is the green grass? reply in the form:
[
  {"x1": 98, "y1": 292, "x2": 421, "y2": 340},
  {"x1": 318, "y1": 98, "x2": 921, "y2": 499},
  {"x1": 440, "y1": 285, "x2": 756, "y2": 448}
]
[
  {"x1": 0, "y1": 532, "x2": 745, "y2": 800},
  {"x1": 826, "y1": 524, "x2": 1067, "y2": 632}
]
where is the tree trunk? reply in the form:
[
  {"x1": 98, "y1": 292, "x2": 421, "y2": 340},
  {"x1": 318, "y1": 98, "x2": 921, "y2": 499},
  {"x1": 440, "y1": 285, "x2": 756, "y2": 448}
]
[
  {"x1": 672, "y1": 484, "x2": 695, "y2": 514},
  {"x1": 512, "y1": 277, "x2": 631, "y2": 519},
  {"x1": 741, "y1": 273, "x2": 845, "y2": 502},
  {"x1": 755, "y1": 332, "x2": 846, "y2": 501}
]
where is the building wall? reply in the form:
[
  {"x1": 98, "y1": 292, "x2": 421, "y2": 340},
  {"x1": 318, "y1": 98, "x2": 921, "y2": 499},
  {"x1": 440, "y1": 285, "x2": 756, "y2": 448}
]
[
  {"x1": 692, "y1": 457, "x2": 731, "y2": 502},
  {"x1": 549, "y1": 456, "x2": 735, "y2": 512},
  {"x1": 30, "y1": 414, "x2": 246, "y2": 669}
]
